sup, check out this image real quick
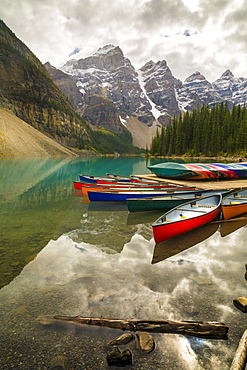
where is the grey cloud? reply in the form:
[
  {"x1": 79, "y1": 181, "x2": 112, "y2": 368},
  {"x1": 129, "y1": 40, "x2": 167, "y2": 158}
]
[
  {"x1": 1, "y1": 0, "x2": 247, "y2": 81},
  {"x1": 138, "y1": 0, "x2": 205, "y2": 30}
]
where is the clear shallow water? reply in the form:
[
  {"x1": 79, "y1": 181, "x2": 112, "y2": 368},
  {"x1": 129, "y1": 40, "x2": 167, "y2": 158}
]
[{"x1": 0, "y1": 157, "x2": 247, "y2": 369}]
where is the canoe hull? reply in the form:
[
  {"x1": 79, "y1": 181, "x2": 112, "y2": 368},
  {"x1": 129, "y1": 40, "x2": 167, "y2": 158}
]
[
  {"x1": 222, "y1": 203, "x2": 247, "y2": 220},
  {"x1": 79, "y1": 174, "x2": 132, "y2": 183},
  {"x1": 88, "y1": 189, "x2": 196, "y2": 202},
  {"x1": 153, "y1": 208, "x2": 220, "y2": 243},
  {"x1": 152, "y1": 194, "x2": 222, "y2": 243},
  {"x1": 147, "y1": 163, "x2": 197, "y2": 179},
  {"x1": 81, "y1": 185, "x2": 189, "y2": 196},
  {"x1": 221, "y1": 188, "x2": 247, "y2": 220},
  {"x1": 126, "y1": 196, "x2": 196, "y2": 213},
  {"x1": 185, "y1": 164, "x2": 218, "y2": 179},
  {"x1": 126, "y1": 190, "x2": 230, "y2": 213},
  {"x1": 147, "y1": 162, "x2": 247, "y2": 180}
]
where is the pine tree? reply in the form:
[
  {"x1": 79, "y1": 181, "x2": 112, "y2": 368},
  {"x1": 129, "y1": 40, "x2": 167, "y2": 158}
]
[{"x1": 149, "y1": 103, "x2": 247, "y2": 157}]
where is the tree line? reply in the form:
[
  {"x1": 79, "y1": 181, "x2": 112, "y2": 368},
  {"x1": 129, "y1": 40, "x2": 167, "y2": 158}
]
[{"x1": 150, "y1": 103, "x2": 247, "y2": 157}]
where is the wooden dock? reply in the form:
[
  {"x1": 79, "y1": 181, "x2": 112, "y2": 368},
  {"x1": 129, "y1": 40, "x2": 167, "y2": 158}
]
[{"x1": 139, "y1": 174, "x2": 247, "y2": 190}]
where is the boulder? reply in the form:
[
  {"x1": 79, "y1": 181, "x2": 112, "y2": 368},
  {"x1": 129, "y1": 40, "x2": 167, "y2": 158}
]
[
  {"x1": 50, "y1": 355, "x2": 68, "y2": 369},
  {"x1": 107, "y1": 346, "x2": 132, "y2": 366},
  {"x1": 137, "y1": 331, "x2": 155, "y2": 354},
  {"x1": 108, "y1": 333, "x2": 135, "y2": 346},
  {"x1": 233, "y1": 297, "x2": 247, "y2": 312}
]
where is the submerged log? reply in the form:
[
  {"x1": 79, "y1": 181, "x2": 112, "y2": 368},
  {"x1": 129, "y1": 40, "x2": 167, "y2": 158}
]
[
  {"x1": 230, "y1": 329, "x2": 247, "y2": 370},
  {"x1": 53, "y1": 315, "x2": 229, "y2": 339}
]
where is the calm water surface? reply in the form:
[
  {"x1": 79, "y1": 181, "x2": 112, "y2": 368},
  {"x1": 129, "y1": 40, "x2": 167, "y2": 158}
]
[{"x1": 0, "y1": 156, "x2": 247, "y2": 369}]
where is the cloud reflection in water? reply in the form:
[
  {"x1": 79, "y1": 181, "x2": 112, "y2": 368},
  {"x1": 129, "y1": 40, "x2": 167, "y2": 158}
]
[{"x1": 1, "y1": 225, "x2": 247, "y2": 368}]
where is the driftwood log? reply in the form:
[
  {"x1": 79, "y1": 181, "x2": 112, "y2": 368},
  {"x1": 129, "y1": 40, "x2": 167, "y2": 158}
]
[
  {"x1": 52, "y1": 315, "x2": 229, "y2": 339},
  {"x1": 230, "y1": 329, "x2": 247, "y2": 370}
]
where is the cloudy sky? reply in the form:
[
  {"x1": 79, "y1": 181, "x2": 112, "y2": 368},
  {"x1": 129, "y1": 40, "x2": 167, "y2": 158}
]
[{"x1": 1, "y1": 0, "x2": 247, "y2": 82}]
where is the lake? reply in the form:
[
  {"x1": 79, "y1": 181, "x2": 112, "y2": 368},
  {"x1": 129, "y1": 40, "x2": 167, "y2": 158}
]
[{"x1": 0, "y1": 156, "x2": 247, "y2": 369}]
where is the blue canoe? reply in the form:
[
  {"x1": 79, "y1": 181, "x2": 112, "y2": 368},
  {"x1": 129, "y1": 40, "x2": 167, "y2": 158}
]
[
  {"x1": 88, "y1": 188, "x2": 207, "y2": 202},
  {"x1": 211, "y1": 164, "x2": 246, "y2": 178}
]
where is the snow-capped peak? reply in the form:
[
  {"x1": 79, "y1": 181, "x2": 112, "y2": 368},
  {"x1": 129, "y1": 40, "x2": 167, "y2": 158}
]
[
  {"x1": 221, "y1": 69, "x2": 234, "y2": 78},
  {"x1": 93, "y1": 44, "x2": 122, "y2": 56}
]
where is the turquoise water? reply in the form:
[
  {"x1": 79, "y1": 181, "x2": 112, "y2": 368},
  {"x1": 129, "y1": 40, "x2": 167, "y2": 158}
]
[{"x1": 0, "y1": 156, "x2": 247, "y2": 369}]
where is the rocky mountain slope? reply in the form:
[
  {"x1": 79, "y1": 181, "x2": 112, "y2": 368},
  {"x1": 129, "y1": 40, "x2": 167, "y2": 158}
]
[
  {"x1": 2, "y1": 17, "x2": 246, "y2": 153},
  {"x1": 0, "y1": 108, "x2": 77, "y2": 156},
  {"x1": 47, "y1": 44, "x2": 247, "y2": 148},
  {"x1": 0, "y1": 21, "x2": 142, "y2": 155},
  {"x1": 0, "y1": 20, "x2": 93, "y2": 152}
]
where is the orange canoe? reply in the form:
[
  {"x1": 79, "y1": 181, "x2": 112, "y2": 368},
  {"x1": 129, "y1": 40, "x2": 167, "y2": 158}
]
[{"x1": 221, "y1": 188, "x2": 247, "y2": 220}]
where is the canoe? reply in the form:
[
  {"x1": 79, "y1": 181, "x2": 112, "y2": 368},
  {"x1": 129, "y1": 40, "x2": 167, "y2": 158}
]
[
  {"x1": 81, "y1": 185, "x2": 196, "y2": 196},
  {"x1": 193, "y1": 163, "x2": 230, "y2": 179},
  {"x1": 227, "y1": 164, "x2": 247, "y2": 177},
  {"x1": 79, "y1": 174, "x2": 132, "y2": 184},
  {"x1": 221, "y1": 188, "x2": 247, "y2": 220},
  {"x1": 97, "y1": 179, "x2": 164, "y2": 185},
  {"x1": 79, "y1": 174, "x2": 163, "y2": 185},
  {"x1": 152, "y1": 194, "x2": 222, "y2": 243},
  {"x1": 147, "y1": 161, "x2": 247, "y2": 180},
  {"x1": 75, "y1": 180, "x2": 196, "y2": 194},
  {"x1": 126, "y1": 189, "x2": 231, "y2": 213},
  {"x1": 148, "y1": 162, "x2": 219, "y2": 180},
  {"x1": 109, "y1": 174, "x2": 163, "y2": 183},
  {"x1": 211, "y1": 164, "x2": 239, "y2": 178},
  {"x1": 199, "y1": 164, "x2": 236, "y2": 179},
  {"x1": 184, "y1": 164, "x2": 219, "y2": 179},
  {"x1": 88, "y1": 188, "x2": 200, "y2": 202},
  {"x1": 74, "y1": 180, "x2": 190, "y2": 190},
  {"x1": 147, "y1": 162, "x2": 198, "y2": 179}
]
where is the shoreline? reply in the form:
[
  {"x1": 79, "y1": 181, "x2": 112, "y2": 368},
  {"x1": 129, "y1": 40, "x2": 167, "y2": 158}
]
[{"x1": 146, "y1": 155, "x2": 247, "y2": 162}]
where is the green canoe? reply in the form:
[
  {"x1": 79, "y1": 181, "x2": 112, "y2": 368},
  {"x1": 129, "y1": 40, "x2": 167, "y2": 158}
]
[{"x1": 147, "y1": 162, "x2": 198, "y2": 179}]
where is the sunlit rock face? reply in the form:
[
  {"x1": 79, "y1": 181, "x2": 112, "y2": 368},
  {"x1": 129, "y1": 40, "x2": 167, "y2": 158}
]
[
  {"x1": 59, "y1": 45, "x2": 153, "y2": 130},
  {"x1": 140, "y1": 60, "x2": 182, "y2": 125}
]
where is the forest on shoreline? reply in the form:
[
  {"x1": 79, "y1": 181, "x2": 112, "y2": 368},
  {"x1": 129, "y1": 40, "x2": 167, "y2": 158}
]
[{"x1": 150, "y1": 103, "x2": 247, "y2": 158}]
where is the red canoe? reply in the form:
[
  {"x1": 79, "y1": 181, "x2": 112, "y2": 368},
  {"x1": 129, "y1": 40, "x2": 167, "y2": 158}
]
[
  {"x1": 79, "y1": 184, "x2": 196, "y2": 196},
  {"x1": 73, "y1": 180, "x2": 195, "y2": 190},
  {"x1": 152, "y1": 194, "x2": 222, "y2": 243}
]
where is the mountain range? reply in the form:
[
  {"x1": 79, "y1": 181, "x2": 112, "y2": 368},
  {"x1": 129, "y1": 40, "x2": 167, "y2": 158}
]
[
  {"x1": 0, "y1": 20, "x2": 141, "y2": 155},
  {"x1": 1, "y1": 18, "x2": 247, "y2": 154},
  {"x1": 46, "y1": 44, "x2": 247, "y2": 148}
]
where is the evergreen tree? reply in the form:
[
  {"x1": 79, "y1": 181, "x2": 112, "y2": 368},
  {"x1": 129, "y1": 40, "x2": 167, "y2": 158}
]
[{"x1": 149, "y1": 103, "x2": 247, "y2": 157}]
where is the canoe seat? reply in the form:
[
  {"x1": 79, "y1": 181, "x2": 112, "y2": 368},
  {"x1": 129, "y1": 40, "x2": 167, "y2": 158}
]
[
  {"x1": 178, "y1": 208, "x2": 208, "y2": 213},
  {"x1": 191, "y1": 204, "x2": 215, "y2": 208}
]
